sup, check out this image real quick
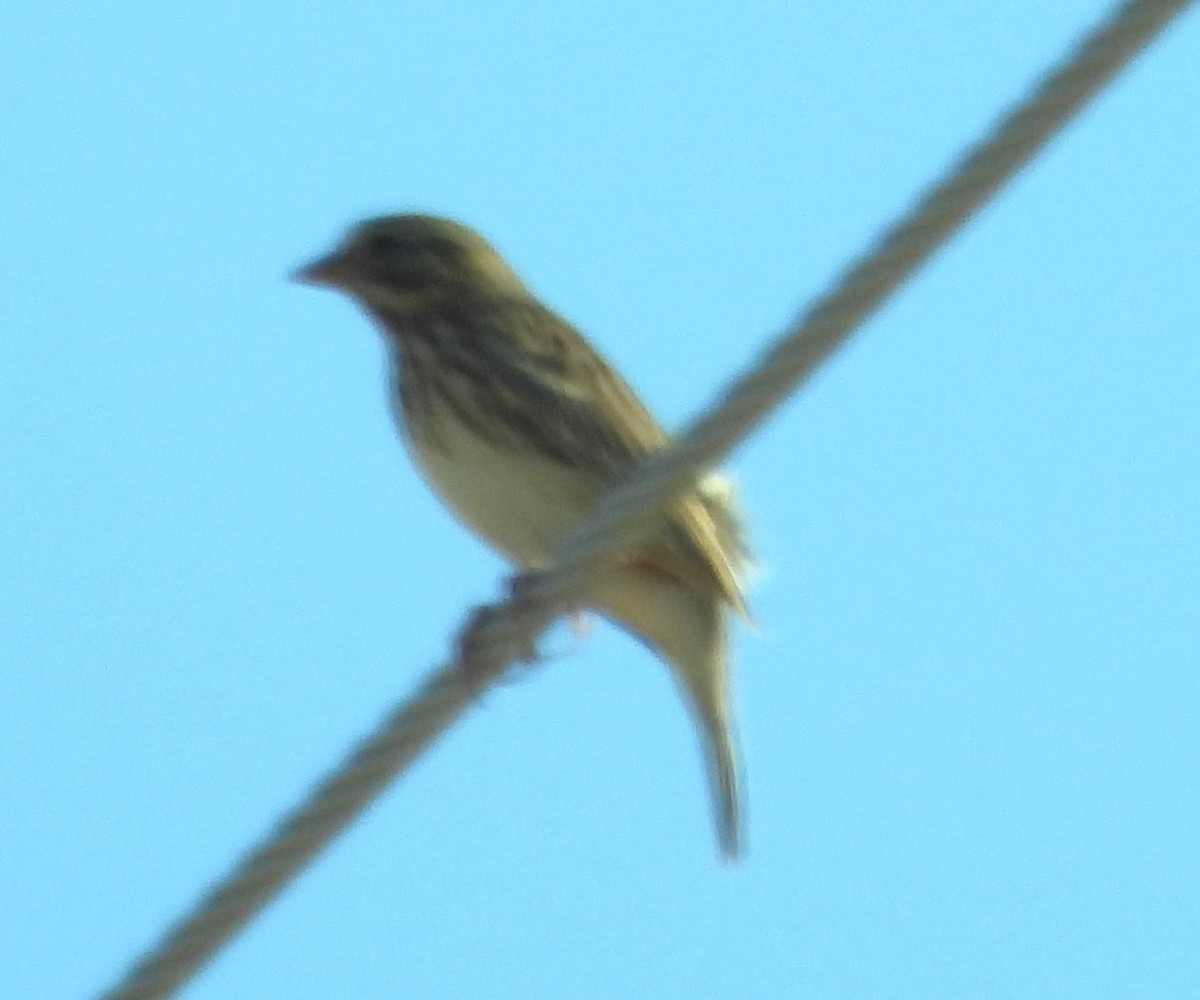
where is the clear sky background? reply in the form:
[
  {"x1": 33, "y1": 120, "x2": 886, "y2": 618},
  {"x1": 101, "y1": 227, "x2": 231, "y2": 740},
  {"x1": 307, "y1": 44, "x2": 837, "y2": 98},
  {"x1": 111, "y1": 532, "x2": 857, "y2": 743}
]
[{"x1": 3, "y1": 3, "x2": 1198, "y2": 998}]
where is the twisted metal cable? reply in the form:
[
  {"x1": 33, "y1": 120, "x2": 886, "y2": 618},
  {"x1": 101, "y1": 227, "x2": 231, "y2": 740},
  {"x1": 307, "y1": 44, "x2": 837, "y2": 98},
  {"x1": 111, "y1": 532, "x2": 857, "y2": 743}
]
[{"x1": 98, "y1": 2, "x2": 1191, "y2": 997}]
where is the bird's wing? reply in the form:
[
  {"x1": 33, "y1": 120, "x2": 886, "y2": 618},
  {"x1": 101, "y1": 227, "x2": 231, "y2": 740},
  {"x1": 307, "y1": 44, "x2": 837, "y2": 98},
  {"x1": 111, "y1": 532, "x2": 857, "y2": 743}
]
[{"x1": 496, "y1": 300, "x2": 750, "y2": 616}]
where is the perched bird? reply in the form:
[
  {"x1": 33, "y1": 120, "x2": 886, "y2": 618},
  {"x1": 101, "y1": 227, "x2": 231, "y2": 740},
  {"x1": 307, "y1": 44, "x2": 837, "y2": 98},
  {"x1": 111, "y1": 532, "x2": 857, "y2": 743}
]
[{"x1": 294, "y1": 215, "x2": 752, "y2": 858}]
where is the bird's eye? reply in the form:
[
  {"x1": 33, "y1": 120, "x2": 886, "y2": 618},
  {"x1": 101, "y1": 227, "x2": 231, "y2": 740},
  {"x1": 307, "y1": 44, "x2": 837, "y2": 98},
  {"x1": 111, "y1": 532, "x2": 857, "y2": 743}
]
[{"x1": 362, "y1": 232, "x2": 404, "y2": 257}]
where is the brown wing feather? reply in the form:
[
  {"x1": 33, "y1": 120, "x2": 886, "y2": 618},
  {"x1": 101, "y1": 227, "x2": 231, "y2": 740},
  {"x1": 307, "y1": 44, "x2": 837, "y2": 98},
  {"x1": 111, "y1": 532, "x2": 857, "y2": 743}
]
[{"x1": 499, "y1": 300, "x2": 750, "y2": 616}]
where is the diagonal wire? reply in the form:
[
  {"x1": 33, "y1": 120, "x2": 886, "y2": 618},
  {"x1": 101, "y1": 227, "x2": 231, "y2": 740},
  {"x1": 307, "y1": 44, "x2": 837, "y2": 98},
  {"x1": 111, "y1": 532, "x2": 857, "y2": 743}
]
[{"x1": 97, "y1": 1, "x2": 1193, "y2": 997}]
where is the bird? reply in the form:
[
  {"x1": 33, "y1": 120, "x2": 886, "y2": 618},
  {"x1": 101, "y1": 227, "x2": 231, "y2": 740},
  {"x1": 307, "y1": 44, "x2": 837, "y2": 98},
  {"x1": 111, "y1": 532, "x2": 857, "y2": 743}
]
[{"x1": 294, "y1": 214, "x2": 752, "y2": 858}]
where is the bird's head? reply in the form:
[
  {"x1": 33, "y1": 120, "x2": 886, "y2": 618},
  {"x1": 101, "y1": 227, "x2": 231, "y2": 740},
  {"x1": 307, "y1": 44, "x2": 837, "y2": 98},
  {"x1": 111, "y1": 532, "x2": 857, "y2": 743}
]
[{"x1": 294, "y1": 214, "x2": 526, "y2": 312}]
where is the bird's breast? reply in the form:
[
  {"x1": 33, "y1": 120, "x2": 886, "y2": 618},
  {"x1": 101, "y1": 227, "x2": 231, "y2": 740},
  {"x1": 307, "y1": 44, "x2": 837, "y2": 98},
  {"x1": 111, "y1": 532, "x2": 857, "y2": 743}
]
[{"x1": 393, "y1": 375, "x2": 602, "y2": 570}]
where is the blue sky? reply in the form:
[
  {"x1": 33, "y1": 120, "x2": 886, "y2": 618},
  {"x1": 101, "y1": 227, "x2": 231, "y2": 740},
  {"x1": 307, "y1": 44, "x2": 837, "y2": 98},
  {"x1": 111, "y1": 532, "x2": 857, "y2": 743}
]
[{"x1": 3, "y1": 3, "x2": 1198, "y2": 998}]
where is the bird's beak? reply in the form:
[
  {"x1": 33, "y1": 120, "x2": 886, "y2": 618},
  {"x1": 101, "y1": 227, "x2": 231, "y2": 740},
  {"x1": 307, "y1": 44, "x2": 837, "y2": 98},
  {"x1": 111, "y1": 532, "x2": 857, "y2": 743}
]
[{"x1": 292, "y1": 252, "x2": 347, "y2": 288}]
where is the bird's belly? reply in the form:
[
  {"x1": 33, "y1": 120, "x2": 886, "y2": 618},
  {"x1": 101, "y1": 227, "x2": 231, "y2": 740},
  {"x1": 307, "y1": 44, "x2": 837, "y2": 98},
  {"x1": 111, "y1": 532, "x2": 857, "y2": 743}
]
[{"x1": 401, "y1": 405, "x2": 598, "y2": 569}]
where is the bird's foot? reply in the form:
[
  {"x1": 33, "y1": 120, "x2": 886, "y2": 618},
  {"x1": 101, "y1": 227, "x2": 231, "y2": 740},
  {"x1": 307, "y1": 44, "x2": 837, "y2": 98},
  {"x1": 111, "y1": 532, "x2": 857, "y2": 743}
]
[
  {"x1": 502, "y1": 571, "x2": 549, "y2": 666},
  {"x1": 453, "y1": 571, "x2": 546, "y2": 695}
]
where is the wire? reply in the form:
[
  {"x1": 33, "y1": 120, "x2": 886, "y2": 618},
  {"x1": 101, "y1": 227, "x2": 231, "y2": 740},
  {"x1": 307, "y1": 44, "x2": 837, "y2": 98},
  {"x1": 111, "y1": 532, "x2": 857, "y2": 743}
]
[{"x1": 97, "y1": 2, "x2": 1193, "y2": 997}]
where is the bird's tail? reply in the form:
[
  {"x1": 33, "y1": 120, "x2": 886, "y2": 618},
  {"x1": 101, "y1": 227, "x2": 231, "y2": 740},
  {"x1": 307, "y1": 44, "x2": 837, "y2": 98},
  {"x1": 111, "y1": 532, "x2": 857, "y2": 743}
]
[
  {"x1": 588, "y1": 567, "x2": 743, "y2": 860},
  {"x1": 696, "y1": 674, "x2": 742, "y2": 861},
  {"x1": 681, "y1": 612, "x2": 742, "y2": 861}
]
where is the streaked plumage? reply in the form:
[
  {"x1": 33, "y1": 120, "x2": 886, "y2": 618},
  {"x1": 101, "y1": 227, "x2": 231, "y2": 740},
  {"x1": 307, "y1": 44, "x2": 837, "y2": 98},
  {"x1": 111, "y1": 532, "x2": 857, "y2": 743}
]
[{"x1": 295, "y1": 214, "x2": 752, "y2": 858}]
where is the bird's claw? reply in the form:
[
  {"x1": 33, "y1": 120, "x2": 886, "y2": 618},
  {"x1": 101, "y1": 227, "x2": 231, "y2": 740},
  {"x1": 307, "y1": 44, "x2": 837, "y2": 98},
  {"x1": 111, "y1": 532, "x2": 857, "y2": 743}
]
[{"x1": 453, "y1": 572, "x2": 545, "y2": 694}]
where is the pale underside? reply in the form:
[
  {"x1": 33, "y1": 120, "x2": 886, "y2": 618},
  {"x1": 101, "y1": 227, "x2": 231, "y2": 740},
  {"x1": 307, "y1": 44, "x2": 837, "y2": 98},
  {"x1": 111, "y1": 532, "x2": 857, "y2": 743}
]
[{"x1": 400, "y1": 380, "x2": 600, "y2": 570}]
